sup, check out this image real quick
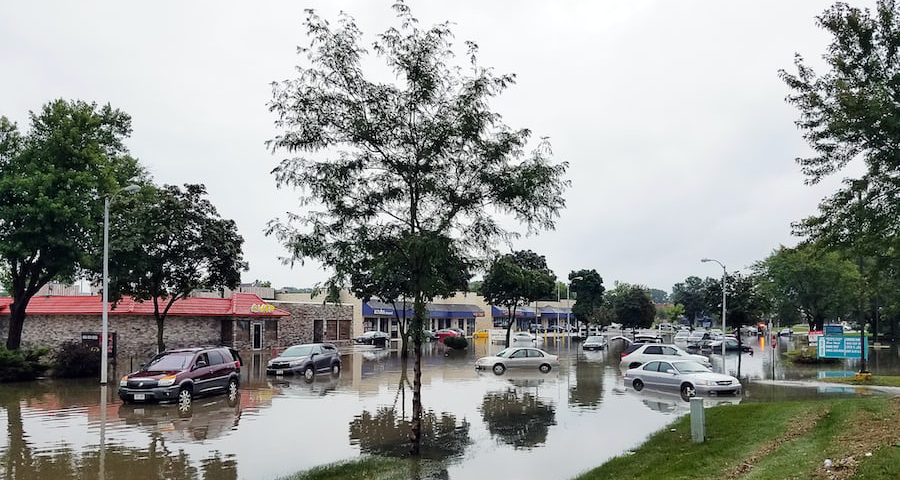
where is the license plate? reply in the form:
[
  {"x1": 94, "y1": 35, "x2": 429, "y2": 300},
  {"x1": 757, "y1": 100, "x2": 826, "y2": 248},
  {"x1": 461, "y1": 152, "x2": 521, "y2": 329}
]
[
  {"x1": 133, "y1": 393, "x2": 146, "y2": 401},
  {"x1": 276, "y1": 370, "x2": 284, "y2": 375}
]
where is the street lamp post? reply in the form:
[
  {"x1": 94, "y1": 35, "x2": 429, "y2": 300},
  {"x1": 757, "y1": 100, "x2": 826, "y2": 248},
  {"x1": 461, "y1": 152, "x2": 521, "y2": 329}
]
[
  {"x1": 701, "y1": 258, "x2": 727, "y2": 371},
  {"x1": 101, "y1": 184, "x2": 140, "y2": 385}
]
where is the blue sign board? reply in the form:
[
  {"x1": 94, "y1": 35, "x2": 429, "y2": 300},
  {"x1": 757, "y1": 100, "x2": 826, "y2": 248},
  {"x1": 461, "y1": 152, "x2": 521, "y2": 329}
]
[
  {"x1": 817, "y1": 335, "x2": 868, "y2": 359},
  {"x1": 824, "y1": 325, "x2": 844, "y2": 336}
]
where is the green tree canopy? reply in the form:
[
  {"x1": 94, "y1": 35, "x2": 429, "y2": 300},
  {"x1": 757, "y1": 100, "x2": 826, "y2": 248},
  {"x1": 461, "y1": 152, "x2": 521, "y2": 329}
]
[
  {"x1": 569, "y1": 269, "x2": 605, "y2": 333},
  {"x1": 754, "y1": 244, "x2": 859, "y2": 330},
  {"x1": 99, "y1": 184, "x2": 247, "y2": 352},
  {"x1": 0, "y1": 100, "x2": 142, "y2": 349},
  {"x1": 647, "y1": 288, "x2": 669, "y2": 304},
  {"x1": 670, "y1": 276, "x2": 710, "y2": 328},
  {"x1": 606, "y1": 282, "x2": 655, "y2": 332},
  {"x1": 479, "y1": 250, "x2": 555, "y2": 346},
  {"x1": 266, "y1": 2, "x2": 568, "y2": 454}
]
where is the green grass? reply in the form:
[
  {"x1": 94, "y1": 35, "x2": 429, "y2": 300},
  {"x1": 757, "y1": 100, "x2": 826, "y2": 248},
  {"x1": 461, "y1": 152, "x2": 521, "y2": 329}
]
[
  {"x1": 573, "y1": 398, "x2": 897, "y2": 480},
  {"x1": 278, "y1": 457, "x2": 413, "y2": 480},
  {"x1": 823, "y1": 375, "x2": 900, "y2": 387}
]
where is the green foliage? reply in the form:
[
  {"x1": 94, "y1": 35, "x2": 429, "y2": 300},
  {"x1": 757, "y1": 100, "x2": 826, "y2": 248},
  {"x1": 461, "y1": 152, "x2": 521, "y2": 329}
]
[
  {"x1": 647, "y1": 288, "x2": 668, "y2": 303},
  {"x1": 0, "y1": 346, "x2": 49, "y2": 382},
  {"x1": 266, "y1": 2, "x2": 568, "y2": 454},
  {"x1": 754, "y1": 244, "x2": 859, "y2": 330},
  {"x1": 52, "y1": 341, "x2": 100, "y2": 378},
  {"x1": 480, "y1": 251, "x2": 556, "y2": 345},
  {"x1": 605, "y1": 282, "x2": 655, "y2": 330},
  {"x1": 704, "y1": 272, "x2": 769, "y2": 331},
  {"x1": 442, "y1": 336, "x2": 468, "y2": 350},
  {"x1": 0, "y1": 100, "x2": 143, "y2": 349},
  {"x1": 278, "y1": 456, "x2": 412, "y2": 480},
  {"x1": 569, "y1": 270, "x2": 605, "y2": 332},
  {"x1": 97, "y1": 184, "x2": 247, "y2": 352},
  {"x1": 670, "y1": 276, "x2": 711, "y2": 326}
]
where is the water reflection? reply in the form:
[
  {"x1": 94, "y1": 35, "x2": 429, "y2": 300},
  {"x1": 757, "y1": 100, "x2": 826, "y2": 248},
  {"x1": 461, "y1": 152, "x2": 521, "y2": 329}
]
[
  {"x1": 480, "y1": 387, "x2": 556, "y2": 450},
  {"x1": 568, "y1": 353, "x2": 605, "y2": 409},
  {"x1": 349, "y1": 407, "x2": 470, "y2": 460},
  {"x1": 117, "y1": 394, "x2": 242, "y2": 443}
]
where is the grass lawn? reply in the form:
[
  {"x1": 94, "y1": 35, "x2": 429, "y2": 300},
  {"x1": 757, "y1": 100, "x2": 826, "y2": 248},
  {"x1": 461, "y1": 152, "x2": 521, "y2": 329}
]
[
  {"x1": 573, "y1": 397, "x2": 900, "y2": 480},
  {"x1": 823, "y1": 376, "x2": 900, "y2": 388},
  {"x1": 278, "y1": 457, "x2": 413, "y2": 480}
]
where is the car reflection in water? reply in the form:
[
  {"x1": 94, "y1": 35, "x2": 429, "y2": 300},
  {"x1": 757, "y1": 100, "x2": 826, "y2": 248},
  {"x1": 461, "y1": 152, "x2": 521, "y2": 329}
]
[
  {"x1": 268, "y1": 372, "x2": 341, "y2": 397},
  {"x1": 478, "y1": 370, "x2": 558, "y2": 450},
  {"x1": 118, "y1": 391, "x2": 242, "y2": 443},
  {"x1": 626, "y1": 388, "x2": 743, "y2": 414}
]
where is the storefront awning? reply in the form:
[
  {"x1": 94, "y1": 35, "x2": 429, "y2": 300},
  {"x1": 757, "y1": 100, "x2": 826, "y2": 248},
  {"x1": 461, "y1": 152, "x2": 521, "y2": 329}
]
[
  {"x1": 362, "y1": 301, "x2": 484, "y2": 318},
  {"x1": 539, "y1": 306, "x2": 573, "y2": 315},
  {"x1": 491, "y1": 306, "x2": 539, "y2": 318}
]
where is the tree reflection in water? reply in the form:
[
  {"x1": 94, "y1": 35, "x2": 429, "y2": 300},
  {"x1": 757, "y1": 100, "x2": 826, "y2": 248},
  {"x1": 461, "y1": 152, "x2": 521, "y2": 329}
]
[
  {"x1": 349, "y1": 407, "x2": 470, "y2": 460},
  {"x1": 568, "y1": 356, "x2": 604, "y2": 409},
  {"x1": 480, "y1": 388, "x2": 556, "y2": 449}
]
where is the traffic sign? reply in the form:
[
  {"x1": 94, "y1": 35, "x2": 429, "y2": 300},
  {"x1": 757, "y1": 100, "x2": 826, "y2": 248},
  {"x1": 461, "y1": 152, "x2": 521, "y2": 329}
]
[
  {"x1": 817, "y1": 335, "x2": 868, "y2": 359},
  {"x1": 824, "y1": 324, "x2": 844, "y2": 336}
]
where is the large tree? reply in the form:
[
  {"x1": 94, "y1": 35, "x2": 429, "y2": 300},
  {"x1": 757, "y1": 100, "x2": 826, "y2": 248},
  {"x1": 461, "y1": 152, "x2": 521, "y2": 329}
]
[
  {"x1": 479, "y1": 250, "x2": 556, "y2": 346},
  {"x1": 267, "y1": 3, "x2": 568, "y2": 454},
  {"x1": 670, "y1": 276, "x2": 710, "y2": 329},
  {"x1": 101, "y1": 184, "x2": 246, "y2": 352},
  {"x1": 781, "y1": 0, "x2": 900, "y2": 340},
  {"x1": 0, "y1": 100, "x2": 142, "y2": 350},
  {"x1": 606, "y1": 283, "x2": 656, "y2": 333},
  {"x1": 569, "y1": 269, "x2": 605, "y2": 334},
  {"x1": 754, "y1": 244, "x2": 859, "y2": 331}
]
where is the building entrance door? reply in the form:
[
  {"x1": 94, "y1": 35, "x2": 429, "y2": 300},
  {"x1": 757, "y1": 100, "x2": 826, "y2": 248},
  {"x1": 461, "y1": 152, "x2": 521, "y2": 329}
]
[
  {"x1": 252, "y1": 323, "x2": 263, "y2": 350},
  {"x1": 314, "y1": 320, "x2": 324, "y2": 343}
]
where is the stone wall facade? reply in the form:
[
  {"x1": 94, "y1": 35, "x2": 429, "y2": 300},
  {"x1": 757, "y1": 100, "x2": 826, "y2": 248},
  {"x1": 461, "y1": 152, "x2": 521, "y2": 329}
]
[
  {"x1": 0, "y1": 314, "x2": 223, "y2": 359},
  {"x1": 271, "y1": 301, "x2": 353, "y2": 348}
]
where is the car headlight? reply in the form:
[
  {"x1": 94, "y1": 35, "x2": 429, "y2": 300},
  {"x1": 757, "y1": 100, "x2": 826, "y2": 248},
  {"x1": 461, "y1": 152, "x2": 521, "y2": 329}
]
[
  {"x1": 119, "y1": 376, "x2": 128, "y2": 387},
  {"x1": 158, "y1": 374, "x2": 177, "y2": 387},
  {"x1": 290, "y1": 359, "x2": 305, "y2": 366}
]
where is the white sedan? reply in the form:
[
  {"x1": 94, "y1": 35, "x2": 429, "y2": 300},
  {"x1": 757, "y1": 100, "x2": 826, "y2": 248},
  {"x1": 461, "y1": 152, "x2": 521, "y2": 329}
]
[
  {"x1": 620, "y1": 344, "x2": 711, "y2": 369},
  {"x1": 475, "y1": 347, "x2": 559, "y2": 375},
  {"x1": 624, "y1": 360, "x2": 742, "y2": 398}
]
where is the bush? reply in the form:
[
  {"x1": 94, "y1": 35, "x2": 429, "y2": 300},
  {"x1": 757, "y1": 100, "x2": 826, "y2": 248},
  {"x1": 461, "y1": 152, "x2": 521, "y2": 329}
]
[
  {"x1": 785, "y1": 346, "x2": 840, "y2": 365},
  {"x1": 0, "y1": 346, "x2": 50, "y2": 382},
  {"x1": 443, "y1": 336, "x2": 468, "y2": 350},
  {"x1": 53, "y1": 341, "x2": 101, "y2": 378}
]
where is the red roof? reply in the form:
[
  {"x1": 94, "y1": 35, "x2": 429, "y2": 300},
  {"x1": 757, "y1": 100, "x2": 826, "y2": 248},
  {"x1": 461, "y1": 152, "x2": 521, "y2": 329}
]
[{"x1": 0, "y1": 293, "x2": 289, "y2": 317}]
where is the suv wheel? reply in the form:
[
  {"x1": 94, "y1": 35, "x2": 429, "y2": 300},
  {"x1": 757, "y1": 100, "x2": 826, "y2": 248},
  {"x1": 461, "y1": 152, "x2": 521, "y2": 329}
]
[
  {"x1": 331, "y1": 363, "x2": 341, "y2": 375},
  {"x1": 303, "y1": 366, "x2": 314, "y2": 381},
  {"x1": 177, "y1": 387, "x2": 193, "y2": 413},
  {"x1": 227, "y1": 378, "x2": 238, "y2": 402}
]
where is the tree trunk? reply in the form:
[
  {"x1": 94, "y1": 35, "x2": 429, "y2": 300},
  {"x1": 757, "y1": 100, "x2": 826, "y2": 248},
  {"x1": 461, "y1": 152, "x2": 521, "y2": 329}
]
[
  {"x1": 156, "y1": 315, "x2": 166, "y2": 353},
  {"x1": 400, "y1": 329, "x2": 410, "y2": 359},
  {"x1": 409, "y1": 297, "x2": 426, "y2": 455},
  {"x1": 505, "y1": 319, "x2": 514, "y2": 347},
  {"x1": 5, "y1": 301, "x2": 28, "y2": 350}
]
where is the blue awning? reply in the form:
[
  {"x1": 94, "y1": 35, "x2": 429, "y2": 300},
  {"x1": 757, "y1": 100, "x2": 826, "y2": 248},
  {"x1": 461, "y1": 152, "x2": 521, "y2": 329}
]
[
  {"x1": 491, "y1": 306, "x2": 538, "y2": 318},
  {"x1": 539, "y1": 306, "x2": 573, "y2": 315},
  {"x1": 362, "y1": 300, "x2": 483, "y2": 318}
]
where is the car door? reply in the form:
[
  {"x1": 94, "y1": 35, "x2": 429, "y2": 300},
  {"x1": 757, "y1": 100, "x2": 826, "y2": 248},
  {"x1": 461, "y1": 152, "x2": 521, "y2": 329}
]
[
  {"x1": 640, "y1": 361, "x2": 662, "y2": 387},
  {"x1": 526, "y1": 349, "x2": 545, "y2": 368},
  {"x1": 192, "y1": 352, "x2": 216, "y2": 395},
  {"x1": 506, "y1": 348, "x2": 528, "y2": 368},
  {"x1": 206, "y1": 350, "x2": 227, "y2": 390},
  {"x1": 641, "y1": 345, "x2": 663, "y2": 364},
  {"x1": 656, "y1": 361, "x2": 679, "y2": 388}
]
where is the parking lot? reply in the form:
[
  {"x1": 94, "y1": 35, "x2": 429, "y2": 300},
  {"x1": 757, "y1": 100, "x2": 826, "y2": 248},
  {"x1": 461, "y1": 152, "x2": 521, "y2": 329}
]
[{"x1": 1, "y1": 335, "x2": 897, "y2": 480}]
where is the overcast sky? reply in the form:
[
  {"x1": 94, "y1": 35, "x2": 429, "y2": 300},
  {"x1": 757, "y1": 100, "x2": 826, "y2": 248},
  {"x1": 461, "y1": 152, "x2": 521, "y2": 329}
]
[{"x1": 1, "y1": 0, "x2": 873, "y2": 294}]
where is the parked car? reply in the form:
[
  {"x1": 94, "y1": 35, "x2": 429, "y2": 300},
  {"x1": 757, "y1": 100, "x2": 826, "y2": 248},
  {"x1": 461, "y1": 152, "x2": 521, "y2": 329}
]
[
  {"x1": 546, "y1": 325, "x2": 567, "y2": 333},
  {"x1": 624, "y1": 360, "x2": 742, "y2": 398},
  {"x1": 673, "y1": 330, "x2": 691, "y2": 342},
  {"x1": 779, "y1": 328, "x2": 793, "y2": 337},
  {"x1": 529, "y1": 323, "x2": 546, "y2": 333},
  {"x1": 472, "y1": 330, "x2": 491, "y2": 339},
  {"x1": 634, "y1": 333, "x2": 662, "y2": 343},
  {"x1": 708, "y1": 338, "x2": 752, "y2": 353},
  {"x1": 658, "y1": 323, "x2": 675, "y2": 332},
  {"x1": 511, "y1": 331, "x2": 536, "y2": 342},
  {"x1": 582, "y1": 335, "x2": 607, "y2": 350},
  {"x1": 449, "y1": 327, "x2": 466, "y2": 337},
  {"x1": 355, "y1": 330, "x2": 390, "y2": 345},
  {"x1": 422, "y1": 330, "x2": 438, "y2": 341},
  {"x1": 475, "y1": 346, "x2": 560, "y2": 374},
  {"x1": 686, "y1": 330, "x2": 711, "y2": 347},
  {"x1": 118, "y1": 347, "x2": 241, "y2": 410},
  {"x1": 267, "y1": 343, "x2": 342, "y2": 380},
  {"x1": 619, "y1": 344, "x2": 711, "y2": 370},
  {"x1": 435, "y1": 329, "x2": 461, "y2": 341}
]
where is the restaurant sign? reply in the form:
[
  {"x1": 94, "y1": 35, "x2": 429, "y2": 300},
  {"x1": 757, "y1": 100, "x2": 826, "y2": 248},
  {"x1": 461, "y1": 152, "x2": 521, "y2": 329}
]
[{"x1": 250, "y1": 303, "x2": 276, "y2": 313}]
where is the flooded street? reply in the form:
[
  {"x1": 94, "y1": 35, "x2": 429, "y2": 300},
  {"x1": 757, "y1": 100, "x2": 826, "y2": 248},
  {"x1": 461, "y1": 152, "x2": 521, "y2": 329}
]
[{"x1": 1, "y1": 336, "x2": 898, "y2": 480}]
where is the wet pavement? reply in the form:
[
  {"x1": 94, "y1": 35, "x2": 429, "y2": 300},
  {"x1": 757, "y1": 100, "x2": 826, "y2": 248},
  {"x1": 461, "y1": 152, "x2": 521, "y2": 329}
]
[{"x1": 0, "y1": 335, "x2": 897, "y2": 480}]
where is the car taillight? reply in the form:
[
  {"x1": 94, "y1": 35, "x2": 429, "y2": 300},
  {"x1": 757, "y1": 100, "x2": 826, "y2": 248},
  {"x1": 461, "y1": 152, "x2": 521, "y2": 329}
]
[
  {"x1": 235, "y1": 361, "x2": 241, "y2": 367},
  {"x1": 621, "y1": 353, "x2": 627, "y2": 357}
]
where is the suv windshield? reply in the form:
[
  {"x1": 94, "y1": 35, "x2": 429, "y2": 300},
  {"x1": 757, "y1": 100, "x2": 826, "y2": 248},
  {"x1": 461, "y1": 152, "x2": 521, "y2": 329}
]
[
  {"x1": 282, "y1": 345, "x2": 314, "y2": 357},
  {"x1": 145, "y1": 352, "x2": 194, "y2": 371}
]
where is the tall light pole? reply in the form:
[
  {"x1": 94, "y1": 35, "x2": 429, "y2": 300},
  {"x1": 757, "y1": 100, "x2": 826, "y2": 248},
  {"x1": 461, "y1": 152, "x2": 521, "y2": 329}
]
[
  {"x1": 567, "y1": 276, "x2": 583, "y2": 335},
  {"x1": 101, "y1": 184, "x2": 140, "y2": 385},
  {"x1": 701, "y1": 258, "x2": 727, "y2": 370}
]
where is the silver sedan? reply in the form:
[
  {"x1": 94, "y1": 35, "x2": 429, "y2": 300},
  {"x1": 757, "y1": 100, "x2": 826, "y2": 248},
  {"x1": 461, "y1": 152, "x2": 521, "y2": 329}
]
[
  {"x1": 624, "y1": 360, "x2": 742, "y2": 398},
  {"x1": 475, "y1": 347, "x2": 560, "y2": 375}
]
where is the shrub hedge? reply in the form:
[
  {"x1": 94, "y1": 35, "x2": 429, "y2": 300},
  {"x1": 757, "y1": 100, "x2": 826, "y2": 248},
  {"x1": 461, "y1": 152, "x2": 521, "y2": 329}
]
[
  {"x1": 443, "y1": 336, "x2": 468, "y2": 350},
  {"x1": 0, "y1": 346, "x2": 50, "y2": 382},
  {"x1": 53, "y1": 341, "x2": 101, "y2": 378}
]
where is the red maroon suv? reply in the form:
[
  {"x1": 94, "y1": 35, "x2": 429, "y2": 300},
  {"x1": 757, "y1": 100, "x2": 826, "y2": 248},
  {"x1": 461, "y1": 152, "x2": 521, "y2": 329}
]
[{"x1": 118, "y1": 347, "x2": 241, "y2": 410}]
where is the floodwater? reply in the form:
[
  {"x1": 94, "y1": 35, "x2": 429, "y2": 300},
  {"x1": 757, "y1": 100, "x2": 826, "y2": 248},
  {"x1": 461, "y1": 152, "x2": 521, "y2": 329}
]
[{"x1": 1, "y1": 335, "x2": 897, "y2": 480}]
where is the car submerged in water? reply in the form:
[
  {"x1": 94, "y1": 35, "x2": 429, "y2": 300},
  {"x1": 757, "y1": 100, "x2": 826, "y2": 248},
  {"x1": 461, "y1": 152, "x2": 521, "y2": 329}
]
[
  {"x1": 624, "y1": 360, "x2": 742, "y2": 398},
  {"x1": 267, "y1": 343, "x2": 342, "y2": 380},
  {"x1": 475, "y1": 346, "x2": 559, "y2": 374}
]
